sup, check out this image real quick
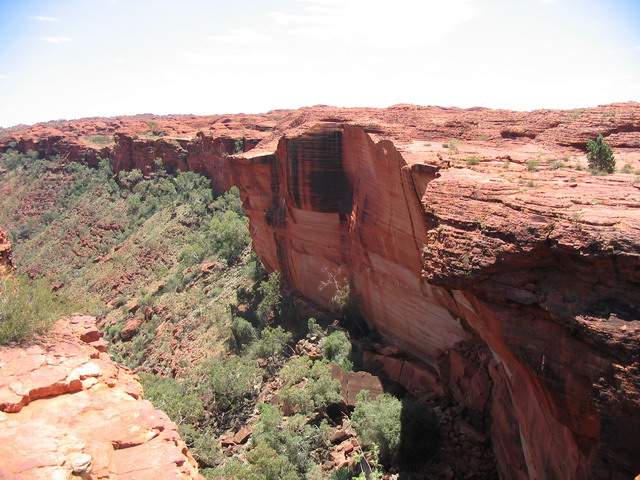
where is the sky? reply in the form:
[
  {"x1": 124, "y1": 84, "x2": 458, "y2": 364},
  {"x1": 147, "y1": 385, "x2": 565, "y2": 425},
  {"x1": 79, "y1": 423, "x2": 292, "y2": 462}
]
[{"x1": 0, "y1": 0, "x2": 639, "y2": 127}]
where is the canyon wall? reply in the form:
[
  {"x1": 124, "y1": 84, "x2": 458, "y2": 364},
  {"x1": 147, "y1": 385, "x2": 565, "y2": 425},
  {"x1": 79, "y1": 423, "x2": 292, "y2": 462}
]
[
  {"x1": 233, "y1": 124, "x2": 640, "y2": 480},
  {"x1": 2, "y1": 104, "x2": 639, "y2": 478}
]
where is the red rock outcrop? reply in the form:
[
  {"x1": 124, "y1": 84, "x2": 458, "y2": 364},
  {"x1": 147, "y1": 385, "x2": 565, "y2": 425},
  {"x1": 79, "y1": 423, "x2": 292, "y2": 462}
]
[
  {"x1": 2, "y1": 103, "x2": 640, "y2": 479},
  {"x1": 0, "y1": 315, "x2": 202, "y2": 480},
  {"x1": 0, "y1": 226, "x2": 14, "y2": 277}
]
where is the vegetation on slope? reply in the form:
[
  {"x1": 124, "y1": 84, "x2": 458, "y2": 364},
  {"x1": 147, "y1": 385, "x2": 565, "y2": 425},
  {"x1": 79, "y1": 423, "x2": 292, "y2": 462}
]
[{"x1": 0, "y1": 149, "x2": 444, "y2": 479}]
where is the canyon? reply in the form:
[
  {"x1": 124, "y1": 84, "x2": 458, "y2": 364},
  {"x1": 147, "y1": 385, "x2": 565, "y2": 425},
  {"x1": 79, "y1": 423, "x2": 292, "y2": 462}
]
[{"x1": 1, "y1": 103, "x2": 640, "y2": 479}]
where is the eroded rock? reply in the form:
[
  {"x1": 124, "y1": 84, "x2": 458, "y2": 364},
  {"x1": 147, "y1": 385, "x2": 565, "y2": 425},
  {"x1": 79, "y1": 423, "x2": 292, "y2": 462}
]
[{"x1": 0, "y1": 315, "x2": 202, "y2": 480}]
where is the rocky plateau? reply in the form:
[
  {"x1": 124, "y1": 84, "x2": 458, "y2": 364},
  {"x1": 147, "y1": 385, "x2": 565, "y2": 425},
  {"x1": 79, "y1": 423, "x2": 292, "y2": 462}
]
[{"x1": 1, "y1": 102, "x2": 639, "y2": 479}]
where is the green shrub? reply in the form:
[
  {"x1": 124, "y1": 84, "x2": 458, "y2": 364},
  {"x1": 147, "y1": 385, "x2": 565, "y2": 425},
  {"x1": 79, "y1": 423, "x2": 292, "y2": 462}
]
[
  {"x1": 196, "y1": 355, "x2": 262, "y2": 409},
  {"x1": 139, "y1": 373, "x2": 223, "y2": 466},
  {"x1": 351, "y1": 391, "x2": 440, "y2": 469},
  {"x1": 207, "y1": 210, "x2": 250, "y2": 265},
  {"x1": 0, "y1": 276, "x2": 72, "y2": 345},
  {"x1": 231, "y1": 317, "x2": 258, "y2": 351},
  {"x1": 443, "y1": 138, "x2": 461, "y2": 152},
  {"x1": 549, "y1": 159, "x2": 566, "y2": 170},
  {"x1": 250, "y1": 403, "x2": 329, "y2": 477},
  {"x1": 352, "y1": 391, "x2": 402, "y2": 465},
  {"x1": 621, "y1": 163, "x2": 634, "y2": 174},
  {"x1": 279, "y1": 356, "x2": 342, "y2": 414},
  {"x1": 256, "y1": 272, "x2": 282, "y2": 323},
  {"x1": 139, "y1": 373, "x2": 205, "y2": 425},
  {"x1": 526, "y1": 160, "x2": 539, "y2": 172},
  {"x1": 331, "y1": 468, "x2": 354, "y2": 480},
  {"x1": 465, "y1": 156, "x2": 481, "y2": 166},
  {"x1": 322, "y1": 330, "x2": 353, "y2": 370},
  {"x1": 84, "y1": 135, "x2": 114, "y2": 146},
  {"x1": 307, "y1": 317, "x2": 323, "y2": 337},
  {"x1": 587, "y1": 135, "x2": 615, "y2": 173},
  {"x1": 250, "y1": 325, "x2": 291, "y2": 360}
]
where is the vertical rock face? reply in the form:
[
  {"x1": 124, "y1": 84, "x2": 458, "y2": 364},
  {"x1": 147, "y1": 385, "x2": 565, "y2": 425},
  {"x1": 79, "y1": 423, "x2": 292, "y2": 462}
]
[
  {"x1": 234, "y1": 124, "x2": 640, "y2": 480},
  {"x1": 2, "y1": 105, "x2": 640, "y2": 478},
  {"x1": 112, "y1": 134, "x2": 243, "y2": 192},
  {"x1": 0, "y1": 316, "x2": 203, "y2": 480},
  {"x1": 236, "y1": 124, "x2": 467, "y2": 362}
]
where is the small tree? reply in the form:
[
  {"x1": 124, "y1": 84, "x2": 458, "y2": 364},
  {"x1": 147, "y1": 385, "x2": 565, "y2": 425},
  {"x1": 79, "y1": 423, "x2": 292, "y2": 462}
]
[{"x1": 587, "y1": 135, "x2": 615, "y2": 173}]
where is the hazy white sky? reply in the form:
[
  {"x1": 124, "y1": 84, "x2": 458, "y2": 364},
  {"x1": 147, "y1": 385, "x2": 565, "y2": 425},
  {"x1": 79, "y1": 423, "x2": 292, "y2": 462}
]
[{"x1": 0, "y1": 0, "x2": 638, "y2": 127}]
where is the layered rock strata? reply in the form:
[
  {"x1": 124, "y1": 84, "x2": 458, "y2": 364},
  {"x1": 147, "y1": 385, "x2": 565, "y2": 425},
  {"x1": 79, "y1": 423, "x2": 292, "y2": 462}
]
[
  {"x1": 0, "y1": 315, "x2": 202, "y2": 480},
  {"x1": 232, "y1": 124, "x2": 640, "y2": 480},
  {"x1": 1, "y1": 104, "x2": 640, "y2": 479}
]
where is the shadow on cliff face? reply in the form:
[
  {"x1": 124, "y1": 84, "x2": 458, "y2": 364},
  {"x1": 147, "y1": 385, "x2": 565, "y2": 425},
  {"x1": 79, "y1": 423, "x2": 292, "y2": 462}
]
[{"x1": 586, "y1": 297, "x2": 639, "y2": 322}]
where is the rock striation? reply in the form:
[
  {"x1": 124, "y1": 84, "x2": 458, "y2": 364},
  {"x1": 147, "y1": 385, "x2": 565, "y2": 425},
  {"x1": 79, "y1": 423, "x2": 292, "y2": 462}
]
[
  {"x1": 1, "y1": 103, "x2": 640, "y2": 479},
  {"x1": 0, "y1": 315, "x2": 202, "y2": 480},
  {"x1": 231, "y1": 123, "x2": 640, "y2": 480}
]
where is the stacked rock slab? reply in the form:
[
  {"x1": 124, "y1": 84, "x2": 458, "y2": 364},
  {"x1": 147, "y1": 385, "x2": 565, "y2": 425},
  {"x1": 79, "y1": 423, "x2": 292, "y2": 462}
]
[{"x1": 0, "y1": 315, "x2": 202, "y2": 480}]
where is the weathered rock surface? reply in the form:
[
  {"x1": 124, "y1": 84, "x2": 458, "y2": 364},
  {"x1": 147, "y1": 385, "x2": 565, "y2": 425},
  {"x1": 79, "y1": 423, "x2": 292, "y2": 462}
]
[
  {"x1": 230, "y1": 123, "x2": 640, "y2": 480},
  {"x1": 2, "y1": 103, "x2": 640, "y2": 479},
  {"x1": 0, "y1": 315, "x2": 202, "y2": 480},
  {"x1": 0, "y1": 226, "x2": 14, "y2": 277}
]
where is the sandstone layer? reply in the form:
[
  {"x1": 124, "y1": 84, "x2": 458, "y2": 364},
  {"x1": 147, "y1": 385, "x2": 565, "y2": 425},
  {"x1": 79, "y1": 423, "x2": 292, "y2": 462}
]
[
  {"x1": 1, "y1": 103, "x2": 639, "y2": 479},
  {"x1": 0, "y1": 315, "x2": 202, "y2": 480}
]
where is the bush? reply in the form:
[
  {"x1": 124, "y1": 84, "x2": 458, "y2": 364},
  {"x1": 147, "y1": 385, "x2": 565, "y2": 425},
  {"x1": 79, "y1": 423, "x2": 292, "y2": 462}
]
[
  {"x1": 139, "y1": 373, "x2": 223, "y2": 466},
  {"x1": 443, "y1": 138, "x2": 461, "y2": 152},
  {"x1": 231, "y1": 317, "x2": 258, "y2": 351},
  {"x1": 256, "y1": 272, "x2": 282, "y2": 323},
  {"x1": 351, "y1": 391, "x2": 440, "y2": 469},
  {"x1": 279, "y1": 356, "x2": 342, "y2": 414},
  {"x1": 0, "y1": 276, "x2": 72, "y2": 344},
  {"x1": 139, "y1": 373, "x2": 205, "y2": 425},
  {"x1": 307, "y1": 317, "x2": 323, "y2": 337},
  {"x1": 322, "y1": 330, "x2": 353, "y2": 370},
  {"x1": 250, "y1": 403, "x2": 329, "y2": 477},
  {"x1": 352, "y1": 391, "x2": 402, "y2": 465},
  {"x1": 250, "y1": 325, "x2": 291, "y2": 360},
  {"x1": 195, "y1": 355, "x2": 262, "y2": 410},
  {"x1": 587, "y1": 135, "x2": 615, "y2": 173}
]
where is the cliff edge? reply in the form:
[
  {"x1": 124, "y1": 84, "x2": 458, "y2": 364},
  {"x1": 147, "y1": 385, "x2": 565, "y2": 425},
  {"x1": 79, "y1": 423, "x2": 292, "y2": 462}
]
[
  {"x1": 1, "y1": 103, "x2": 639, "y2": 479},
  {"x1": 0, "y1": 315, "x2": 202, "y2": 480}
]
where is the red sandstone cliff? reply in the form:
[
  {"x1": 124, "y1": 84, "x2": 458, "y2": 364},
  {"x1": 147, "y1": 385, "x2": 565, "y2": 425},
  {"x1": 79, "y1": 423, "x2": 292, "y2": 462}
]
[
  {"x1": 1, "y1": 103, "x2": 639, "y2": 479},
  {"x1": 0, "y1": 315, "x2": 202, "y2": 480}
]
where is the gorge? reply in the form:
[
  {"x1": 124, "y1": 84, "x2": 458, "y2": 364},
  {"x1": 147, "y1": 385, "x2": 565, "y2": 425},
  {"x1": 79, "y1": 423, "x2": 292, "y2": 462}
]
[{"x1": 1, "y1": 103, "x2": 639, "y2": 479}]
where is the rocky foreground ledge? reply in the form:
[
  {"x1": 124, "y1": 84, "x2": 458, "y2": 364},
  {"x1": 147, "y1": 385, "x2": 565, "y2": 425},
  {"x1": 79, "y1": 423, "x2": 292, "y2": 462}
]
[{"x1": 0, "y1": 315, "x2": 202, "y2": 480}]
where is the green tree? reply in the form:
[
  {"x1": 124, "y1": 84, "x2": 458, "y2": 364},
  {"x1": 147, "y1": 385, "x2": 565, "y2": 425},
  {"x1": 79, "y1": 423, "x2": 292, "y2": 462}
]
[
  {"x1": 587, "y1": 135, "x2": 615, "y2": 173},
  {"x1": 256, "y1": 271, "x2": 282, "y2": 322}
]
